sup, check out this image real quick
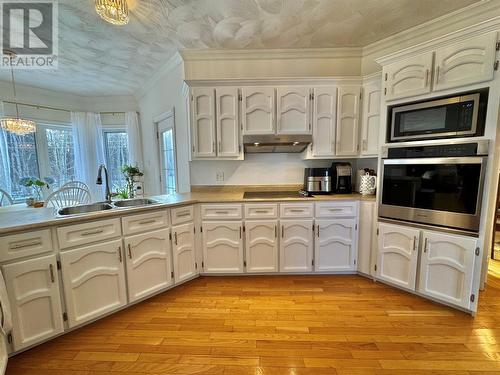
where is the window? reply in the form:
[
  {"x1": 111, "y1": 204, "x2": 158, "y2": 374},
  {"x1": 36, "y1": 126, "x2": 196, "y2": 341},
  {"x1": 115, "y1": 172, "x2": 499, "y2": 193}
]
[
  {"x1": 102, "y1": 130, "x2": 129, "y2": 192},
  {"x1": 157, "y1": 114, "x2": 177, "y2": 195}
]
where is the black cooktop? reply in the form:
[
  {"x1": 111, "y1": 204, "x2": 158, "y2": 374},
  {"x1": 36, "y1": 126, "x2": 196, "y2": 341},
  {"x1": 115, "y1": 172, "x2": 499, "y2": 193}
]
[{"x1": 243, "y1": 191, "x2": 310, "y2": 199}]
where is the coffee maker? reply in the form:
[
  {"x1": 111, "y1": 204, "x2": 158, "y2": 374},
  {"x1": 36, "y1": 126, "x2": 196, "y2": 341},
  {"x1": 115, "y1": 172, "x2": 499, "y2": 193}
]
[{"x1": 331, "y1": 162, "x2": 352, "y2": 194}]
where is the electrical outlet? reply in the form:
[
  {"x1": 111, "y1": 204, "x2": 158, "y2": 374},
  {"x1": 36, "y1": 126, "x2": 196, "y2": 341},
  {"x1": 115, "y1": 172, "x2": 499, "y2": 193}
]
[{"x1": 216, "y1": 171, "x2": 225, "y2": 182}]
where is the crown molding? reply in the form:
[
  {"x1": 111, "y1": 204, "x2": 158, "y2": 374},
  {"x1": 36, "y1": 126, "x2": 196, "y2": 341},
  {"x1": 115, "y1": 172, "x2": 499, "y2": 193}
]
[{"x1": 185, "y1": 76, "x2": 363, "y2": 87}]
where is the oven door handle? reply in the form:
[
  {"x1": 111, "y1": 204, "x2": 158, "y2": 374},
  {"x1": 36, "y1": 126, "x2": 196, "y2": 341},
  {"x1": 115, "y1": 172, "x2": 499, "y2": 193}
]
[{"x1": 382, "y1": 156, "x2": 486, "y2": 165}]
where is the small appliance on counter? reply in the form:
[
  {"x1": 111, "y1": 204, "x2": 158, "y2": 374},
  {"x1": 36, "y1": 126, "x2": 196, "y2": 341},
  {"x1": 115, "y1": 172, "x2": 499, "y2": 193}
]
[
  {"x1": 303, "y1": 168, "x2": 332, "y2": 194},
  {"x1": 355, "y1": 168, "x2": 376, "y2": 194},
  {"x1": 331, "y1": 162, "x2": 352, "y2": 194}
]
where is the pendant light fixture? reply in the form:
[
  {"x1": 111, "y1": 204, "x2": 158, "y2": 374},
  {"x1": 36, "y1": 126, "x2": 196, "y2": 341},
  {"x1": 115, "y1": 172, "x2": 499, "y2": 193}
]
[
  {"x1": 0, "y1": 51, "x2": 36, "y2": 136},
  {"x1": 95, "y1": 0, "x2": 129, "y2": 25}
]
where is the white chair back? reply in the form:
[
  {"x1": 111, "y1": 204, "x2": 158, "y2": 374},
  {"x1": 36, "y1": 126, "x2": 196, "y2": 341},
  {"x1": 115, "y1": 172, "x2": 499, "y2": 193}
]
[
  {"x1": 0, "y1": 189, "x2": 13, "y2": 207},
  {"x1": 45, "y1": 187, "x2": 91, "y2": 208},
  {"x1": 61, "y1": 180, "x2": 90, "y2": 193}
]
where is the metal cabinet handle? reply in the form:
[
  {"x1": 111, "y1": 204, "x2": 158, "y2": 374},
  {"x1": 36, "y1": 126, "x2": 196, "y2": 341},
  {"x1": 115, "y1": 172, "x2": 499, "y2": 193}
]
[
  {"x1": 174, "y1": 232, "x2": 178, "y2": 245},
  {"x1": 413, "y1": 236, "x2": 417, "y2": 251},
  {"x1": 49, "y1": 264, "x2": 55, "y2": 283},
  {"x1": 255, "y1": 210, "x2": 269, "y2": 214},
  {"x1": 81, "y1": 229, "x2": 104, "y2": 236},
  {"x1": 139, "y1": 219, "x2": 156, "y2": 225},
  {"x1": 215, "y1": 211, "x2": 229, "y2": 214},
  {"x1": 239, "y1": 227, "x2": 242, "y2": 239},
  {"x1": 118, "y1": 247, "x2": 122, "y2": 263},
  {"x1": 128, "y1": 244, "x2": 132, "y2": 259},
  {"x1": 424, "y1": 238, "x2": 428, "y2": 253},
  {"x1": 317, "y1": 225, "x2": 320, "y2": 237},
  {"x1": 281, "y1": 225, "x2": 284, "y2": 238},
  {"x1": 290, "y1": 209, "x2": 304, "y2": 213},
  {"x1": 425, "y1": 69, "x2": 430, "y2": 86},
  {"x1": 10, "y1": 240, "x2": 42, "y2": 250},
  {"x1": 362, "y1": 139, "x2": 367, "y2": 151},
  {"x1": 435, "y1": 66, "x2": 440, "y2": 84},
  {"x1": 0, "y1": 301, "x2": 4, "y2": 329},
  {"x1": 176, "y1": 212, "x2": 190, "y2": 217},
  {"x1": 275, "y1": 225, "x2": 277, "y2": 238}
]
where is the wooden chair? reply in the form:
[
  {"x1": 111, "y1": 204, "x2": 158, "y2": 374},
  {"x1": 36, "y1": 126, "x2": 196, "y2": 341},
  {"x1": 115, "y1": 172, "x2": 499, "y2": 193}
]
[
  {"x1": 0, "y1": 189, "x2": 13, "y2": 206},
  {"x1": 45, "y1": 187, "x2": 91, "y2": 208}
]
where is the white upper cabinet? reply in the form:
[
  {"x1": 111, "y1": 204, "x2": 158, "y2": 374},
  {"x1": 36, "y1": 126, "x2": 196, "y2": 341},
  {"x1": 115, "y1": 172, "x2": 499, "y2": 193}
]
[
  {"x1": 215, "y1": 87, "x2": 240, "y2": 157},
  {"x1": 280, "y1": 220, "x2": 314, "y2": 273},
  {"x1": 172, "y1": 222, "x2": 197, "y2": 283},
  {"x1": 383, "y1": 52, "x2": 433, "y2": 101},
  {"x1": 191, "y1": 87, "x2": 216, "y2": 158},
  {"x1": 418, "y1": 230, "x2": 477, "y2": 309},
  {"x1": 433, "y1": 33, "x2": 498, "y2": 92},
  {"x1": 245, "y1": 220, "x2": 279, "y2": 273},
  {"x1": 241, "y1": 87, "x2": 275, "y2": 135},
  {"x1": 360, "y1": 81, "x2": 381, "y2": 156},
  {"x1": 202, "y1": 221, "x2": 244, "y2": 273},
  {"x1": 336, "y1": 86, "x2": 361, "y2": 156},
  {"x1": 377, "y1": 222, "x2": 420, "y2": 291},
  {"x1": 315, "y1": 219, "x2": 357, "y2": 272},
  {"x1": 276, "y1": 87, "x2": 311, "y2": 134},
  {"x1": 311, "y1": 87, "x2": 337, "y2": 157}
]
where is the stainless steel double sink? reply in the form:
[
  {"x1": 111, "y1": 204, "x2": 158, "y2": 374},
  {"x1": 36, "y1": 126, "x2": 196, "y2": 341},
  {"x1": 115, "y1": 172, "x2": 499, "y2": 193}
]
[{"x1": 57, "y1": 198, "x2": 159, "y2": 216}]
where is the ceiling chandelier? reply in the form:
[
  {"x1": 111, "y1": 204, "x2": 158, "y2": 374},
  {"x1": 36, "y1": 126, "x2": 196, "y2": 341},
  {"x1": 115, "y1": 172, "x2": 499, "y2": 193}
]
[
  {"x1": 95, "y1": 0, "x2": 129, "y2": 25},
  {"x1": 0, "y1": 52, "x2": 36, "y2": 136}
]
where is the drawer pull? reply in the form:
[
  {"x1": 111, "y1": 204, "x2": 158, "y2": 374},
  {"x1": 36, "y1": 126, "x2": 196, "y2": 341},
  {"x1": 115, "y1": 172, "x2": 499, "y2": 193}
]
[
  {"x1": 176, "y1": 212, "x2": 191, "y2": 217},
  {"x1": 275, "y1": 225, "x2": 277, "y2": 238},
  {"x1": 80, "y1": 229, "x2": 104, "y2": 236},
  {"x1": 281, "y1": 225, "x2": 284, "y2": 238},
  {"x1": 49, "y1": 264, "x2": 55, "y2": 283},
  {"x1": 214, "y1": 211, "x2": 229, "y2": 214},
  {"x1": 254, "y1": 210, "x2": 269, "y2": 214},
  {"x1": 328, "y1": 208, "x2": 343, "y2": 211},
  {"x1": 128, "y1": 244, "x2": 132, "y2": 259},
  {"x1": 138, "y1": 219, "x2": 157, "y2": 225},
  {"x1": 290, "y1": 209, "x2": 305, "y2": 213},
  {"x1": 10, "y1": 240, "x2": 43, "y2": 249},
  {"x1": 118, "y1": 246, "x2": 122, "y2": 263}
]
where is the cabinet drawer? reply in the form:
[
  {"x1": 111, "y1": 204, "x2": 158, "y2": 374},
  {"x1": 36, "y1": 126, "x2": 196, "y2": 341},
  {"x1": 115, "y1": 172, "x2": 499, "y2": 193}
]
[
  {"x1": 122, "y1": 210, "x2": 169, "y2": 235},
  {"x1": 57, "y1": 219, "x2": 121, "y2": 250},
  {"x1": 171, "y1": 205, "x2": 194, "y2": 225},
  {"x1": 201, "y1": 204, "x2": 242, "y2": 220},
  {"x1": 280, "y1": 203, "x2": 314, "y2": 218},
  {"x1": 315, "y1": 201, "x2": 358, "y2": 218},
  {"x1": 245, "y1": 204, "x2": 278, "y2": 219},
  {"x1": 0, "y1": 229, "x2": 53, "y2": 262}
]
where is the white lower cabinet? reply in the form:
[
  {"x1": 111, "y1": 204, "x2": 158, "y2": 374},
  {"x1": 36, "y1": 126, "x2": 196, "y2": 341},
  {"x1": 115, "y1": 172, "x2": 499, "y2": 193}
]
[
  {"x1": 376, "y1": 222, "x2": 420, "y2": 291},
  {"x1": 280, "y1": 220, "x2": 314, "y2": 272},
  {"x1": 124, "y1": 228, "x2": 173, "y2": 303},
  {"x1": 172, "y1": 222, "x2": 197, "y2": 283},
  {"x1": 2, "y1": 254, "x2": 64, "y2": 351},
  {"x1": 358, "y1": 201, "x2": 375, "y2": 275},
  {"x1": 245, "y1": 220, "x2": 279, "y2": 273},
  {"x1": 202, "y1": 221, "x2": 244, "y2": 273},
  {"x1": 315, "y1": 219, "x2": 357, "y2": 272},
  {"x1": 59, "y1": 239, "x2": 127, "y2": 328},
  {"x1": 418, "y1": 231, "x2": 477, "y2": 309}
]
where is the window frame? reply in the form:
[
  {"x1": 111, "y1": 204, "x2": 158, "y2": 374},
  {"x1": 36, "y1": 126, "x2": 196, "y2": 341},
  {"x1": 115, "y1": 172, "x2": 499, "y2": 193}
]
[
  {"x1": 102, "y1": 127, "x2": 129, "y2": 192},
  {"x1": 155, "y1": 110, "x2": 178, "y2": 195}
]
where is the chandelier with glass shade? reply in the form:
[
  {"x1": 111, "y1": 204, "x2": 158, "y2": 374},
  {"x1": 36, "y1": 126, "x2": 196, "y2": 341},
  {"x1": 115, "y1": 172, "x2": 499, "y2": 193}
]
[
  {"x1": 95, "y1": 0, "x2": 129, "y2": 25},
  {"x1": 0, "y1": 51, "x2": 36, "y2": 136}
]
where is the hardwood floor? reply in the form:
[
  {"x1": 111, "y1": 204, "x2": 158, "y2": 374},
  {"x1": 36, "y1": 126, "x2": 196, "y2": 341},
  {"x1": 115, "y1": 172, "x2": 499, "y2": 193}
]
[{"x1": 6, "y1": 264, "x2": 500, "y2": 375}]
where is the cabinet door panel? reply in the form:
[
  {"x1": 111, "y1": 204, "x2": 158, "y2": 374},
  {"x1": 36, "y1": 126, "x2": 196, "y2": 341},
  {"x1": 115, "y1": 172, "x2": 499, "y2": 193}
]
[
  {"x1": 202, "y1": 221, "x2": 243, "y2": 273},
  {"x1": 336, "y1": 86, "x2": 360, "y2": 156},
  {"x1": 358, "y1": 202, "x2": 375, "y2": 275},
  {"x1": 280, "y1": 220, "x2": 313, "y2": 273},
  {"x1": 311, "y1": 87, "x2": 337, "y2": 157},
  {"x1": 377, "y1": 223, "x2": 420, "y2": 291},
  {"x1": 216, "y1": 87, "x2": 240, "y2": 157},
  {"x1": 360, "y1": 81, "x2": 381, "y2": 156},
  {"x1": 434, "y1": 33, "x2": 497, "y2": 92},
  {"x1": 125, "y1": 228, "x2": 172, "y2": 302},
  {"x1": 173, "y1": 222, "x2": 197, "y2": 283},
  {"x1": 384, "y1": 52, "x2": 433, "y2": 101},
  {"x1": 60, "y1": 239, "x2": 127, "y2": 328},
  {"x1": 277, "y1": 87, "x2": 311, "y2": 134},
  {"x1": 2, "y1": 254, "x2": 63, "y2": 351},
  {"x1": 191, "y1": 88, "x2": 216, "y2": 157},
  {"x1": 245, "y1": 220, "x2": 278, "y2": 273},
  {"x1": 315, "y1": 219, "x2": 357, "y2": 272},
  {"x1": 419, "y1": 231, "x2": 476, "y2": 309},
  {"x1": 241, "y1": 87, "x2": 275, "y2": 135}
]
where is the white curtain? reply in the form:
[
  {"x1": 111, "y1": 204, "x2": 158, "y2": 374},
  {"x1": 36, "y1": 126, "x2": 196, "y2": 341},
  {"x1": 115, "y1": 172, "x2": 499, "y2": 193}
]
[
  {"x1": 125, "y1": 111, "x2": 143, "y2": 169},
  {"x1": 71, "y1": 112, "x2": 105, "y2": 200},
  {"x1": 0, "y1": 102, "x2": 12, "y2": 193}
]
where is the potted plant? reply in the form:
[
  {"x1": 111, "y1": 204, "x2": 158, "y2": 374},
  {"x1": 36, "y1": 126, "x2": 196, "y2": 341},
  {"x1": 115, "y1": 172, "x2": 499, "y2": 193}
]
[
  {"x1": 121, "y1": 165, "x2": 143, "y2": 199},
  {"x1": 19, "y1": 176, "x2": 54, "y2": 206}
]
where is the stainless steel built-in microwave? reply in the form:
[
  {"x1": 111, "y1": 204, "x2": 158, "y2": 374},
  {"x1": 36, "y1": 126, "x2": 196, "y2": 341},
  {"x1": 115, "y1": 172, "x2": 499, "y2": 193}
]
[{"x1": 388, "y1": 91, "x2": 487, "y2": 142}]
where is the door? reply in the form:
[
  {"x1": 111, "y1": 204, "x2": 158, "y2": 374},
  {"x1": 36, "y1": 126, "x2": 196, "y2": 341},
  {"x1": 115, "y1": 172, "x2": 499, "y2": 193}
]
[
  {"x1": 315, "y1": 219, "x2": 357, "y2": 272},
  {"x1": 124, "y1": 228, "x2": 172, "y2": 302},
  {"x1": 311, "y1": 87, "x2": 337, "y2": 157},
  {"x1": 433, "y1": 33, "x2": 498, "y2": 92},
  {"x1": 191, "y1": 87, "x2": 216, "y2": 157},
  {"x1": 419, "y1": 230, "x2": 477, "y2": 309},
  {"x1": 172, "y1": 222, "x2": 197, "y2": 283},
  {"x1": 202, "y1": 221, "x2": 244, "y2": 273},
  {"x1": 358, "y1": 202, "x2": 375, "y2": 275},
  {"x1": 377, "y1": 223, "x2": 420, "y2": 291},
  {"x1": 2, "y1": 254, "x2": 64, "y2": 351},
  {"x1": 276, "y1": 87, "x2": 311, "y2": 134},
  {"x1": 383, "y1": 52, "x2": 433, "y2": 101},
  {"x1": 336, "y1": 86, "x2": 360, "y2": 156},
  {"x1": 157, "y1": 111, "x2": 177, "y2": 195},
  {"x1": 245, "y1": 220, "x2": 279, "y2": 273},
  {"x1": 280, "y1": 220, "x2": 313, "y2": 272},
  {"x1": 215, "y1": 87, "x2": 240, "y2": 158},
  {"x1": 241, "y1": 87, "x2": 275, "y2": 135},
  {"x1": 360, "y1": 81, "x2": 381, "y2": 156},
  {"x1": 59, "y1": 239, "x2": 127, "y2": 328}
]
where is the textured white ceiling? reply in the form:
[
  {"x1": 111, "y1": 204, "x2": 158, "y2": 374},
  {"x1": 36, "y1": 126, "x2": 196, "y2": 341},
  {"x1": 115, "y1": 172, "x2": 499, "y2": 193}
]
[{"x1": 0, "y1": 0, "x2": 480, "y2": 96}]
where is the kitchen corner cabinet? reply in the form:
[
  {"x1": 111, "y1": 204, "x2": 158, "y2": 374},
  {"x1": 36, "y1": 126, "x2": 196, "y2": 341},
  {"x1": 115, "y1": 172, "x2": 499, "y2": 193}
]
[
  {"x1": 418, "y1": 231, "x2": 477, "y2": 309},
  {"x1": 315, "y1": 219, "x2": 357, "y2": 272},
  {"x1": 376, "y1": 222, "x2": 420, "y2": 291},
  {"x1": 215, "y1": 87, "x2": 241, "y2": 158},
  {"x1": 276, "y1": 87, "x2": 311, "y2": 134},
  {"x1": 191, "y1": 87, "x2": 216, "y2": 158},
  {"x1": 172, "y1": 222, "x2": 197, "y2": 283},
  {"x1": 2, "y1": 254, "x2": 64, "y2": 351},
  {"x1": 336, "y1": 86, "x2": 361, "y2": 156},
  {"x1": 280, "y1": 220, "x2": 314, "y2": 272},
  {"x1": 310, "y1": 87, "x2": 337, "y2": 157},
  {"x1": 124, "y1": 228, "x2": 173, "y2": 303},
  {"x1": 360, "y1": 81, "x2": 381, "y2": 156},
  {"x1": 202, "y1": 221, "x2": 244, "y2": 273},
  {"x1": 241, "y1": 87, "x2": 275, "y2": 135},
  {"x1": 245, "y1": 220, "x2": 279, "y2": 273},
  {"x1": 59, "y1": 239, "x2": 127, "y2": 328}
]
